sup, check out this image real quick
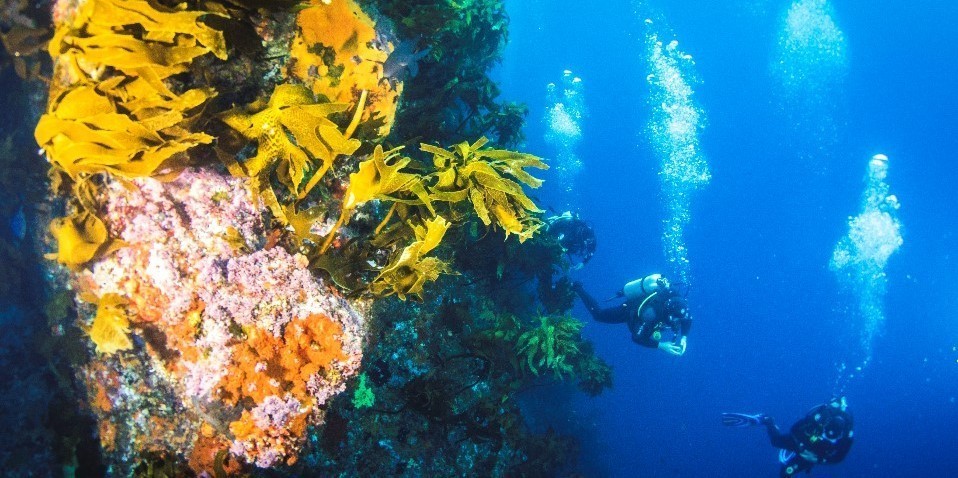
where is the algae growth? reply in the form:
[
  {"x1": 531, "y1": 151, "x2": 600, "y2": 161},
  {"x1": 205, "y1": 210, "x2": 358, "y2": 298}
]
[{"x1": 11, "y1": 0, "x2": 611, "y2": 475}]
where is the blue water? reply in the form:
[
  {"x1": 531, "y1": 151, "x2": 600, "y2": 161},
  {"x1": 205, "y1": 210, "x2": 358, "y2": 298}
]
[{"x1": 499, "y1": 1, "x2": 958, "y2": 477}]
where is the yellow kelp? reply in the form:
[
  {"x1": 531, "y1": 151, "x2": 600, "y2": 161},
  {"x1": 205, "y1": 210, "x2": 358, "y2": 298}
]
[
  {"x1": 421, "y1": 137, "x2": 548, "y2": 242},
  {"x1": 370, "y1": 216, "x2": 451, "y2": 300},
  {"x1": 35, "y1": 80, "x2": 214, "y2": 178},
  {"x1": 36, "y1": 0, "x2": 226, "y2": 180},
  {"x1": 221, "y1": 84, "x2": 362, "y2": 196},
  {"x1": 87, "y1": 293, "x2": 133, "y2": 355},
  {"x1": 47, "y1": 209, "x2": 113, "y2": 270},
  {"x1": 48, "y1": 0, "x2": 227, "y2": 83},
  {"x1": 286, "y1": 0, "x2": 399, "y2": 136},
  {"x1": 320, "y1": 145, "x2": 430, "y2": 252}
]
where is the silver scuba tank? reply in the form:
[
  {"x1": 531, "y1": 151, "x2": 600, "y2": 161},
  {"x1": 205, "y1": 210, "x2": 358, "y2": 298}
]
[{"x1": 622, "y1": 273, "x2": 669, "y2": 301}]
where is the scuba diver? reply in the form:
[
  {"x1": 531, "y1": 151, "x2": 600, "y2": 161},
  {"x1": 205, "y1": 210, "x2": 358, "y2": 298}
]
[
  {"x1": 572, "y1": 274, "x2": 691, "y2": 356},
  {"x1": 723, "y1": 396, "x2": 854, "y2": 477},
  {"x1": 545, "y1": 211, "x2": 596, "y2": 268}
]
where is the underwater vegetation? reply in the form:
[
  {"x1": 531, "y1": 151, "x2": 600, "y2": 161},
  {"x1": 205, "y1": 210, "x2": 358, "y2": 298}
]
[
  {"x1": 18, "y1": 0, "x2": 611, "y2": 475},
  {"x1": 0, "y1": 0, "x2": 51, "y2": 81},
  {"x1": 359, "y1": 0, "x2": 528, "y2": 148}
]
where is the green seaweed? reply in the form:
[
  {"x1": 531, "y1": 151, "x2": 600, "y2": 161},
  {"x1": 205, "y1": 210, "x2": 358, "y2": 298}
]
[
  {"x1": 516, "y1": 314, "x2": 583, "y2": 379},
  {"x1": 351, "y1": 373, "x2": 376, "y2": 409}
]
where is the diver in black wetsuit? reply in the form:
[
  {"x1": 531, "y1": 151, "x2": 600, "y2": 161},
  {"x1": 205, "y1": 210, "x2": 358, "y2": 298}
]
[
  {"x1": 723, "y1": 397, "x2": 855, "y2": 477},
  {"x1": 572, "y1": 274, "x2": 691, "y2": 356}
]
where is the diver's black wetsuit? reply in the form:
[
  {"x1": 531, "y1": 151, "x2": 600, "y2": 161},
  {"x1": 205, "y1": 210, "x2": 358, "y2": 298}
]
[
  {"x1": 764, "y1": 405, "x2": 854, "y2": 477},
  {"x1": 573, "y1": 283, "x2": 691, "y2": 348}
]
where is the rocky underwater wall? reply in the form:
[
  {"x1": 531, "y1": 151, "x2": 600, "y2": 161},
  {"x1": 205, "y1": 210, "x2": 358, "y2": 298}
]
[{"x1": 1, "y1": 0, "x2": 613, "y2": 475}]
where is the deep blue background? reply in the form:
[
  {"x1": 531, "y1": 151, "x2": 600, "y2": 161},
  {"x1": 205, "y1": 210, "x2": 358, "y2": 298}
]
[{"x1": 498, "y1": 1, "x2": 958, "y2": 476}]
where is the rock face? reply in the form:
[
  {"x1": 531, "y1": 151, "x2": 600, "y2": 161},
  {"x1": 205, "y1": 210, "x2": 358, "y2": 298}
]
[{"x1": 76, "y1": 169, "x2": 363, "y2": 472}]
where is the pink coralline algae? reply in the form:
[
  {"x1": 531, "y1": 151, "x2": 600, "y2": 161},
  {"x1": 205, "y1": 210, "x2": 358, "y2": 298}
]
[{"x1": 74, "y1": 168, "x2": 364, "y2": 471}]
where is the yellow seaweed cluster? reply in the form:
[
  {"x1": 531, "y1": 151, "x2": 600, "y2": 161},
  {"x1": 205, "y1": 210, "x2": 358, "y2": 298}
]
[
  {"x1": 86, "y1": 293, "x2": 133, "y2": 355},
  {"x1": 35, "y1": 78, "x2": 214, "y2": 178},
  {"x1": 327, "y1": 137, "x2": 547, "y2": 246},
  {"x1": 315, "y1": 138, "x2": 546, "y2": 298},
  {"x1": 286, "y1": 0, "x2": 400, "y2": 136},
  {"x1": 48, "y1": 0, "x2": 227, "y2": 83},
  {"x1": 421, "y1": 137, "x2": 548, "y2": 242},
  {"x1": 47, "y1": 208, "x2": 116, "y2": 270},
  {"x1": 220, "y1": 83, "x2": 363, "y2": 219},
  {"x1": 369, "y1": 215, "x2": 451, "y2": 300},
  {"x1": 36, "y1": 0, "x2": 228, "y2": 269},
  {"x1": 319, "y1": 144, "x2": 429, "y2": 252}
]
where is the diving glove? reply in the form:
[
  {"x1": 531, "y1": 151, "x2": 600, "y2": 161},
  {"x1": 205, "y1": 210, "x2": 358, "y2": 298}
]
[
  {"x1": 658, "y1": 341, "x2": 685, "y2": 356},
  {"x1": 658, "y1": 336, "x2": 687, "y2": 356}
]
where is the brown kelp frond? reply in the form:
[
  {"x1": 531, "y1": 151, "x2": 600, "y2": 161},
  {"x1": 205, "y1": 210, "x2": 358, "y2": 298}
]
[
  {"x1": 35, "y1": 80, "x2": 214, "y2": 179},
  {"x1": 319, "y1": 144, "x2": 430, "y2": 252},
  {"x1": 36, "y1": 0, "x2": 227, "y2": 180},
  {"x1": 369, "y1": 215, "x2": 451, "y2": 300},
  {"x1": 49, "y1": 0, "x2": 227, "y2": 83},
  {"x1": 421, "y1": 137, "x2": 548, "y2": 242},
  {"x1": 220, "y1": 84, "x2": 361, "y2": 208},
  {"x1": 46, "y1": 208, "x2": 124, "y2": 270},
  {"x1": 87, "y1": 293, "x2": 133, "y2": 355}
]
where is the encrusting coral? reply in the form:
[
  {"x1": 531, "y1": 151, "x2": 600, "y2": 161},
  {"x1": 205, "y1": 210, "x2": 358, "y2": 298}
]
[
  {"x1": 76, "y1": 170, "x2": 363, "y2": 471},
  {"x1": 286, "y1": 0, "x2": 400, "y2": 137},
  {"x1": 223, "y1": 313, "x2": 349, "y2": 467},
  {"x1": 29, "y1": 0, "x2": 585, "y2": 473}
]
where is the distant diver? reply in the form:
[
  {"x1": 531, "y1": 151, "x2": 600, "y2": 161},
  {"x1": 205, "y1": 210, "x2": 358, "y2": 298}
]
[
  {"x1": 723, "y1": 396, "x2": 854, "y2": 477},
  {"x1": 572, "y1": 274, "x2": 691, "y2": 355},
  {"x1": 545, "y1": 211, "x2": 596, "y2": 268}
]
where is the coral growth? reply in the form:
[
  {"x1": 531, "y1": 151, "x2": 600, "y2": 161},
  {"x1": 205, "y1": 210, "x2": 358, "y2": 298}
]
[
  {"x1": 73, "y1": 170, "x2": 363, "y2": 472},
  {"x1": 224, "y1": 314, "x2": 348, "y2": 467},
  {"x1": 28, "y1": 0, "x2": 601, "y2": 475},
  {"x1": 286, "y1": 0, "x2": 399, "y2": 137}
]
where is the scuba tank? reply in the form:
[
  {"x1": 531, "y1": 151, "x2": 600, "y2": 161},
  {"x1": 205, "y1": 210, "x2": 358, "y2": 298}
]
[{"x1": 622, "y1": 273, "x2": 669, "y2": 301}]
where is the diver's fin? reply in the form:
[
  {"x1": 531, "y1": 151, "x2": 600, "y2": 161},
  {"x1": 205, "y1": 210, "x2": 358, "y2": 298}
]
[
  {"x1": 778, "y1": 448, "x2": 796, "y2": 465},
  {"x1": 721, "y1": 412, "x2": 765, "y2": 427}
]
